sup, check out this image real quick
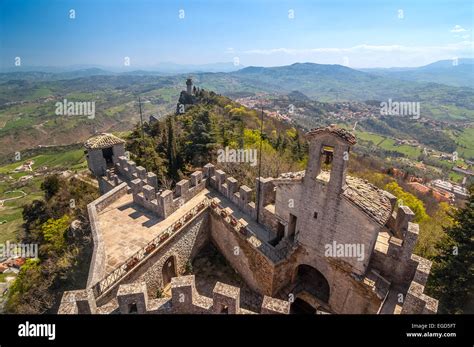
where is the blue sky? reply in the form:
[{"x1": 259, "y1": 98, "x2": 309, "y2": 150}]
[{"x1": 0, "y1": 0, "x2": 473, "y2": 69}]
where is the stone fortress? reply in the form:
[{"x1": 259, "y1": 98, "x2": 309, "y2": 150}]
[{"x1": 59, "y1": 84, "x2": 438, "y2": 315}]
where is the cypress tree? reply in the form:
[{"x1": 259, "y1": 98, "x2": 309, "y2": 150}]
[{"x1": 428, "y1": 187, "x2": 474, "y2": 313}]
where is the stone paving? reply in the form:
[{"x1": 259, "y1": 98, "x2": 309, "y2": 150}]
[
  {"x1": 379, "y1": 287, "x2": 405, "y2": 314},
  {"x1": 97, "y1": 189, "x2": 210, "y2": 275},
  {"x1": 96, "y1": 186, "x2": 278, "y2": 276}
]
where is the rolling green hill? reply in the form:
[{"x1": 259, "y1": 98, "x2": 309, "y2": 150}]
[
  {"x1": 227, "y1": 63, "x2": 474, "y2": 121},
  {"x1": 0, "y1": 62, "x2": 473, "y2": 158}
]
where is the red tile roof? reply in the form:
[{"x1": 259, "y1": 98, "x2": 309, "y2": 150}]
[
  {"x1": 408, "y1": 182, "x2": 430, "y2": 194},
  {"x1": 13, "y1": 258, "x2": 26, "y2": 268},
  {"x1": 84, "y1": 133, "x2": 125, "y2": 150}
]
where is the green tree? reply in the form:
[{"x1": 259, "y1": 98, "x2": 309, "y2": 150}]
[
  {"x1": 5, "y1": 258, "x2": 54, "y2": 314},
  {"x1": 385, "y1": 181, "x2": 429, "y2": 223},
  {"x1": 187, "y1": 108, "x2": 216, "y2": 165},
  {"x1": 427, "y1": 188, "x2": 474, "y2": 313},
  {"x1": 126, "y1": 123, "x2": 168, "y2": 182},
  {"x1": 41, "y1": 215, "x2": 70, "y2": 254},
  {"x1": 41, "y1": 175, "x2": 61, "y2": 200},
  {"x1": 416, "y1": 202, "x2": 453, "y2": 259},
  {"x1": 166, "y1": 116, "x2": 180, "y2": 179},
  {"x1": 21, "y1": 200, "x2": 51, "y2": 243}
]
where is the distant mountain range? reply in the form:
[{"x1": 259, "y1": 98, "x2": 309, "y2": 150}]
[
  {"x1": 0, "y1": 62, "x2": 242, "y2": 76},
  {"x1": 2, "y1": 58, "x2": 472, "y2": 90},
  {"x1": 359, "y1": 58, "x2": 474, "y2": 88},
  {"x1": 199, "y1": 62, "x2": 472, "y2": 114},
  {"x1": 1, "y1": 60, "x2": 473, "y2": 122},
  {"x1": 0, "y1": 59, "x2": 473, "y2": 158}
]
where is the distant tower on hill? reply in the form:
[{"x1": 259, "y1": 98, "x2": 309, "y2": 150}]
[{"x1": 186, "y1": 78, "x2": 193, "y2": 94}]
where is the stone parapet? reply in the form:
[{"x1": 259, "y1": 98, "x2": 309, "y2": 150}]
[{"x1": 59, "y1": 275, "x2": 289, "y2": 315}]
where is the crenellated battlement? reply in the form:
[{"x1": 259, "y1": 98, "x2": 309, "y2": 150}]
[
  {"x1": 204, "y1": 163, "x2": 277, "y2": 229},
  {"x1": 401, "y1": 255, "x2": 438, "y2": 314},
  {"x1": 109, "y1": 156, "x2": 207, "y2": 218},
  {"x1": 110, "y1": 159, "x2": 278, "y2": 225},
  {"x1": 58, "y1": 275, "x2": 290, "y2": 315},
  {"x1": 81, "y1": 125, "x2": 439, "y2": 315}
]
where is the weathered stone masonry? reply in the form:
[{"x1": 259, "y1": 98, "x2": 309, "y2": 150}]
[
  {"x1": 60, "y1": 126, "x2": 438, "y2": 314},
  {"x1": 58, "y1": 275, "x2": 290, "y2": 315}
]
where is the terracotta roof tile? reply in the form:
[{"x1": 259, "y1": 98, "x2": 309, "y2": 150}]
[{"x1": 84, "y1": 133, "x2": 125, "y2": 150}]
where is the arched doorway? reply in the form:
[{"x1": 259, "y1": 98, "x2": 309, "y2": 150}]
[
  {"x1": 293, "y1": 264, "x2": 330, "y2": 304},
  {"x1": 162, "y1": 256, "x2": 177, "y2": 287},
  {"x1": 290, "y1": 298, "x2": 316, "y2": 314},
  {"x1": 101, "y1": 147, "x2": 114, "y2": 167}
]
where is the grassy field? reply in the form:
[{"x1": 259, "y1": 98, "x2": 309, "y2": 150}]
[
  {"x1": 104, "y1": 103, "x2": 128, "y2": 117},
  {"x1": 0, "y1": 178, "x2": 44, "y2": 243},
  {"x1": 0, "y1": 147, "x2": 87, "y2": 243},
  {"x1": 456, "y1": 127, "x2": 474, "y2": 159},
  {"x1": 0, "y1": 148, "x2": 87, "y2": 175},
  {"x1": 354, "y1": 131, "x2": 385, "y2": 145},
  {"x1": 449, "y1": 171, "x2": 464, "y2": 183},
  {"x1": 355, "y1": 130, "x2": 422, "y2": 159},
  {"x1": 378, "y1": 138, "x2": 422, "y2": 159}
]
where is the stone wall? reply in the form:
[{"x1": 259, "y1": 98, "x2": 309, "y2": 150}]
[
  {"x1": 204, "y1": 164, "x2": 280, "y2": 233},
  {"x1": 131, "y1": 212, "x2": 210, "y2": 298},
  {"x1": 86, "y1": 143, "x2": 125, "y2": 178},
  {"x1": 275, "y1": 177, "x2": 381, "y2": 276},
  {"x1": 96, "y1": 211, "x2": 210, "y2": 304},
  {"x1": 59, "y1": 275, "x2": 290, "y2": 315},
  {"x1": 401, "y1": 255, "x2": 438, "y2": 314},
  {"x1": 371, "y1": 217, "x2": 422, "y2": 286},
  {"x1": 209, "y1": 211, "x2": 276, "y2": 295},
  {"x1": 113, "y1": 156, "x2": 208, "y2": 219},
  {"x1": 86, "y1": 182, "x2": 129, "y2": 288},
  {"x1": 86, "y1": 148, "x2": 107, "y2": 177},
  {"x1": 277, "y1": 250, "x2": 383, "y2": 314}
]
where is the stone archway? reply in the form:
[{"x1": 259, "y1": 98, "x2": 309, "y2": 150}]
[
  {"x1": 162, "y1": 256, "x2": 177, "y2": 287},
  {"x1": 293, "y1": 264, "x2": 330, "y2": 304},
  {"x1": 290, "y1": 297, "x2": 316, "y2": 314}
]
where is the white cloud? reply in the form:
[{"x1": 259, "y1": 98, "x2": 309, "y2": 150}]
[
  {"x1": 235, "y1": 41, "x2": 474, "y2": 68},
  {"x1": 451, "y1": 25, "x2": 467, "y2": 33}
]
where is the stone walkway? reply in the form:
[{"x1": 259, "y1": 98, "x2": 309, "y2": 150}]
[
  {"x1": 207, "y1": 190, "x2": 275, "y2": 243},
  {"x1": 379, "y1": 286, "x2": 405, "y2": 314},
  {"x1": 96, "y1": 185, "x2": 277, "y2": 276},
  {"x1": 97, "y1": 189, "x2": 210, "y2": 275}
]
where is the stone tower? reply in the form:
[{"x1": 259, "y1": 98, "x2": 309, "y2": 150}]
[
  {"x1": 186, "y1": 78, "x2": 193, "y2": 94},
  {"x1": 84, "y1": 133, "x2": 126, "y2": 177},
  {"x1": 304, "y1": 124, "x2": 356, "y2": 194}
]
